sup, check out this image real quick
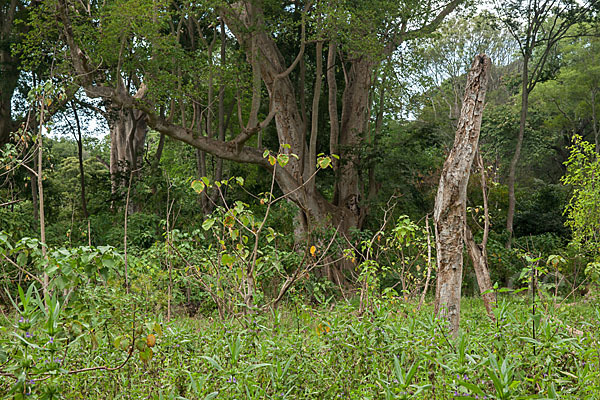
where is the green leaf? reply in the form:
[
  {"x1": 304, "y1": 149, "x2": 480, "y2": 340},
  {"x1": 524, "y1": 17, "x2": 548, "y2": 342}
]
[
  {"x1": 12, "y1": 333, "x2": 40, "y2": 349},
  {"x1": 202, "y1": 219, "x2": 215, "y2": 231},
  {"x1": 459, "y1": 381, "x2": 487, "y2": 397},
  {"x1": 199, "y1": 355, "x2": 223, "y2": 371},
  {"x1": 277, "y1": 154, "x2": 289, "y2": 167},
  {"x1": 485, "y1": 367, "x2": 504, "y2": 396},
  {"x1": 139, "y1": 347, "x2": 153, "y2": 362},
  {"x1": 245, "y1": 363, "x2": 271, "y2": 372},
  {"x1": 317, "y1": 156, "x2": 331, "y2": 169},
  {"x1": 221, "y1": 253, "x2": 235, "y2": 267},
  {"x1": 17, "y1": 253, "x2": 27, "y2": 266},
  {"x1": 101, "y1": 256, "x2": 116, "y2": 269},
  {"x1": 191, "y1": 180, "x2": 205, "y2": 194}
]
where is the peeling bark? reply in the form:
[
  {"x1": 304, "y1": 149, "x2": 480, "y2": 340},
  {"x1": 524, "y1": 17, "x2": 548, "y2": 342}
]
[
  {"x1": 434, "y1": 54, "x2": 491, "y2": 337},
  {"x1": 107, "y1": 105, "x2": 147, "y2": 195},
  {"x1": 465, "y1": 225, "x2": 495, "y2": 317},
  {"x1": 327, "y1": 41, "x2": 339, "y2": 170},
  {"x1": 466, "y1": 151, "x2": 495, "y2": 318}
]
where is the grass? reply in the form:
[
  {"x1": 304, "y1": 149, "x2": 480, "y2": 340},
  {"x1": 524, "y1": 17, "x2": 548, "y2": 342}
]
[{"x1": 1, "y1": 296, "x2": 599, "y2": 399}]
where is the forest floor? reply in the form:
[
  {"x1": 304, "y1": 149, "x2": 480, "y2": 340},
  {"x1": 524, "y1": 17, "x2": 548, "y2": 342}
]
[{"x1": 1, "y1": 296, "x2": 599, "y2": 399}]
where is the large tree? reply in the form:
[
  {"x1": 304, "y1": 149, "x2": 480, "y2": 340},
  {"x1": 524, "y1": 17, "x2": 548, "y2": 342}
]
[{"x1": 43, "y1": 0, "x2": 463, "y2": 282}]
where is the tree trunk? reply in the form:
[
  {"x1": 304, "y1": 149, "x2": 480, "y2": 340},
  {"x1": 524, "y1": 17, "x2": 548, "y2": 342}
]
[
  {"x1": 506, "y1": 54, "x2": 529, "y2": 248},
  {"x1": 37, "y1": 100, "x2": 48, "y2": 298},
  {"x1": 466, "y1": 151, "x2": 495, "y2": 318},
  {"x1": 307, "y1": 41, "x2": 323, "y2": 193},
  {"x1": 434, "y1": 54, "x2": 491, "y2": 337},
  {"x1": 0, "y1": 1, "x2": 20, "y2": 147},
  {"x1": 59, "y1": 0, "x2": 460, "y2": 287},
  {"x1": 208, "y1": 21, "x2": 227, "y2": 208},
  {"x1": 465, "y1": 225, "x2": 495, "y2": 317},
  {"x1": 0, "y1": 54, "x2": 18, "y2": 146},
  {"x1": 334, "y1": 58, "x2": 372, "y2": 232},
  {"x1": 30, "y1": 162, "x2": 39, "y2": 221},
  {"x1": 71, "y1": 103, "x2": 89, "y2": 219},
  {"x1": 327, "y1": 41, "x2": 339, "y2": 170},
  {"x1": 107, "y1": 105, "x2": 147, "y2": 197}
]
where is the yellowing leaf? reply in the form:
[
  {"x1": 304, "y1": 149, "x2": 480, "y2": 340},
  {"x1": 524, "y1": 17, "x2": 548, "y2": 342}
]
[
  {"x1": 317, "y1": 156, "x2": 331, "y2": 169},
  {"x1": 146, "y1": 334, "x2": 156, "y2": 348},
  {"x1": 316, "y1": 323, "x2": 331, "y2": 336},
  {"x1": 277, "y1": 154, "x2": 289, "y2": 167},
  {"x1": 191, "y1": 180, "x2": 205, "y2": 193},
  {"x1": 221, "y1": 253, "x2": 235, "y2": 266}
]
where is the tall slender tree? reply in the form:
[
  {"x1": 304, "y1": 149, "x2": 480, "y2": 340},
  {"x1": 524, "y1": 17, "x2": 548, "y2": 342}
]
[
  {"x1": 494, "y1": 0, "x2": 598, "y2": 247},
  {"x1": 434, "y1": 54, "x2": 491, "y2": 337}
]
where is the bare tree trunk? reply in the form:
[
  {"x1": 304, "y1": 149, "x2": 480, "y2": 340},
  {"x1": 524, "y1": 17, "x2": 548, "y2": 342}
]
[
  {"x1": 307, "y1": 41, "x2": 323, "y2": 193},
  {"x1": 335, "y1": 58, "x2": 372, "y2": 227},
  {"x1": 196, "y1": 146, "x2": 209, "y2": 213},
  {"x1": 434, "y1": 54, "x2": 491, "y2": 337},
  {"x1": 107, "y1": 102, "x2": 147, "y2": 199},
  {"x1": 0, "y1": 80, "x2": 17, "y2": 146},
  {"x1": 165, "y1": 178, "x2": 173, "y2": 321},
  {"x1": 327, "y1": 41, "x2": 339, "y2": 170},
  {"x1": 37, "y1": 100, "x2": 48, "y2": 297},
  {"x1": 465, "y1": 225, "x2": 495, "y2": 317},
  {"x1": 506, "y1": 55, "x2": 529, "y2": 248},
  {"x1": 466, "y1": 152, "x2": 495, "y2": 317},
  {"x1": 206, "y1": 21, "x2": 227, "y2": 211},
  {"x1": 30, "y1": 162, "x2": 39, "y2": 221},
  {"x1": 71, "y1": 103, "x2": 89, "y2": 219}
]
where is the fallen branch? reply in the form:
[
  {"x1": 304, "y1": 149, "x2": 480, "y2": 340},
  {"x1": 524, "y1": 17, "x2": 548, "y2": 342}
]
[
  {"x1": 2, "y1": 254, "x2": 44, "y2": 285},
  {"x1": 0, "y1": 199, "x2": 22, "y2": 208}
]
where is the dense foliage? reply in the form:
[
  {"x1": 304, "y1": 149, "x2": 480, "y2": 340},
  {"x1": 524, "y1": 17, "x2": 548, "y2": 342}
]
[
  {"x1": 2, "y1": 0, "x2": 600, "y2": 398},
  {"x1": 1, "y1": 292, "x2": 599, "y2": 399}
]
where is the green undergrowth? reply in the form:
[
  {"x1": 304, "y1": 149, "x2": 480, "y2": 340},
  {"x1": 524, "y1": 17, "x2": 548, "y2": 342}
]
[{"x1": 1, "y1": 296, "x2": 599, "y2": 399}]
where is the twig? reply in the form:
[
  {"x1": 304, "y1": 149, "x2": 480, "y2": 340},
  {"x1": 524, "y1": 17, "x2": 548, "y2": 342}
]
[
  {"x1": 418, "y1": 214, "x2": 433, "y2": 310},
  {"x1": 436, "y1": 320, "x2": 456, "y2": 352},
  {"x1": 123, "y1": 168, "x2": 141, "y2": 294},
  {"x1": 2, "y1": 254, "x2": 44, "y2": 285}
]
